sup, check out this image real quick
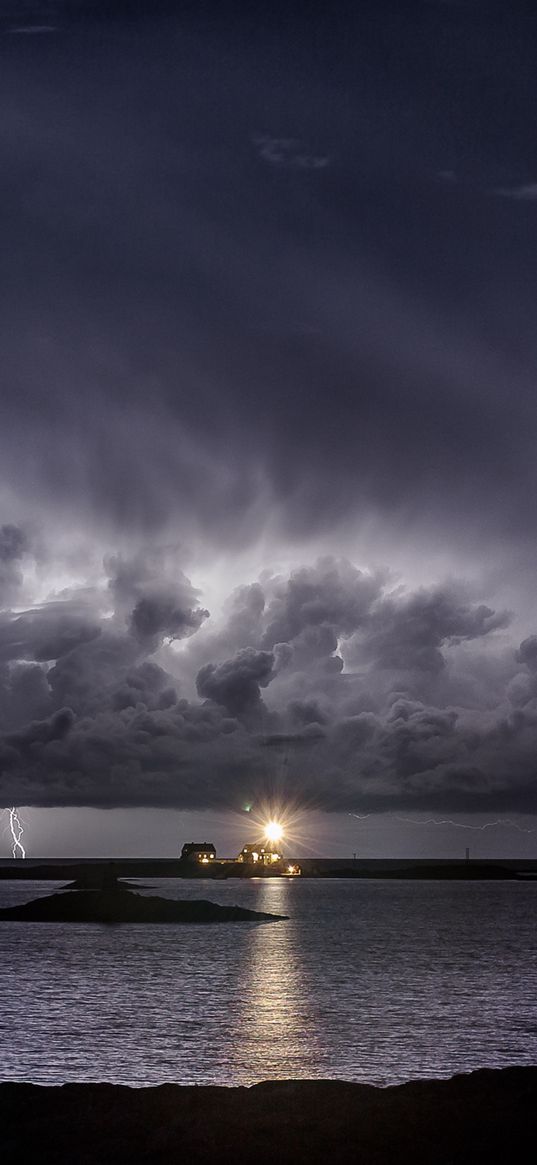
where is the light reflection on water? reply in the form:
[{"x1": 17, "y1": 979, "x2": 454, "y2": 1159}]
[
  {"x1": 230, "y1": 880, "x2": 320, "y2": 1079},
  {"x1": 0, "y1": 877, "x2": 536, "y2": 1086}
]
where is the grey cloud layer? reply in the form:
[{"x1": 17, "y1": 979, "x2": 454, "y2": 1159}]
[
  {"x1": 1, "y1": 3, "x2": 537, "y2": 556},
  {"x1": 1, "y1": 545, "x2": 536, "y2": 815}
]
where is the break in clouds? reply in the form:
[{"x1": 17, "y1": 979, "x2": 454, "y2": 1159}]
[
  {"x1": 2, "y1": 3, "x2": 537, "y2": 819},
  {"x1": 1, "y1": 532, "x2": 537, "y2": 817}
]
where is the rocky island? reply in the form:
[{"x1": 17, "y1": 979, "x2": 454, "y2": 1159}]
[{"x1": 0, "y1": 884, "x2": 287, "y2": 925}]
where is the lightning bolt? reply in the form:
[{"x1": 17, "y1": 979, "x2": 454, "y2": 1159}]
[
  {"x1": 349, "y1": 812, "x2": 535, "y2": 834},
  {"x1": 6, "y1": 807, "x2": 26, "y2": 858},
  {"x1": 391, "y1": 815, "x2": 535, "y2": 834}
]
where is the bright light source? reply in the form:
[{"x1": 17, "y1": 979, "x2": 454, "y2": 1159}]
[{"x1": 265, "y1": 820, "x2": 283, "y2": 844}]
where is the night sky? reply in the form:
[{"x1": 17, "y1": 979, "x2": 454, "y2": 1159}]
[{"x1": 1, "y1": 0, "x2": 537, "y2": 857}]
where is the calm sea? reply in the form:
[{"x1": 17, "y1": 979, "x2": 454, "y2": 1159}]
[{"x1": 0, "y1": 877, "x2": 536, "y2": 1087}]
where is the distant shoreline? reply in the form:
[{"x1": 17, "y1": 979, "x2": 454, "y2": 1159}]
[
  {"x1": 0, "y1": 857, "x2": 536, "y2": 880},
  {"x1": 1, "y1": 1067, "x2": 535, "y2": 1164}
]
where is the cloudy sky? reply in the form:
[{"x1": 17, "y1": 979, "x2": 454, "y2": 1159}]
[{"x1": 1, "y1": 0, "x2": 537, "y2": 857}]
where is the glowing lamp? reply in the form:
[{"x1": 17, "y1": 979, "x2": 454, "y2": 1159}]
[{"x1": 265, "y1": 820, "x2": 284, "y2": 844}]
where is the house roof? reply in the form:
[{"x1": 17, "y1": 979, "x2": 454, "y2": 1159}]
[{"x1": 182, "y1": 842, "x2": 216, "y2": 851}]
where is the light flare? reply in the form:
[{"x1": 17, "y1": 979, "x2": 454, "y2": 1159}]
[
  {"x1": 264, "y1": 820, "x2": 284, "y2": 844},
  {"x1": 238, "y1": 798, "x2": 311, "y2": 854}
]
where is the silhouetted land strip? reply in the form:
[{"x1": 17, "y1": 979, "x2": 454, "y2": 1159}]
[
  {"x1": 321, "y1": 862, "x2": 522, "y2": 879},
  {"x1": 1, "y1": 858, "x2": 535, "y2": 880},
  {"x1": 0, "y1": 887, "x2": 287, "y2": 924},
  {"x1": 1, "y1": 1067, "x2": 535, "y2": 1164}
]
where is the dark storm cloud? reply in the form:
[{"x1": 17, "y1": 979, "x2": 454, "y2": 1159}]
[
  {"x1": 130, "y1": 594, "x2": 208, "y2": 649},
  {"x1": 517, "y1": 636, "x2": 537, "y2": 670},
  {"x1": 46, "y1": 632, "x2": 139, "y2": 715},
  {"x1": 1, "y1": 552, "x2": 536, "y2": 815},
  {"x1": 1, "y1": 4, "x2": 537, "y2": 819},
  {"x1": 108, "y1": 550, "x2": 209, "y2": 649},
  {"x1": 348, "y1": 589, "x2": 510, "y2": 674},
  {"x1": 261, "y1": 559, "x2": 380, "y2": 653},
  {"x1": 196, "y1": 647, "x2": 276, "y2": 716},
  {"x1": 181, "y1": 558, "x2": 379, "y2": 686},
  {"x1": 0, "y1": 602, "x2": 101, "y2": 664},
  {"x1": 112, "y1": 660, "x2": 177, "y2": 713},
  {"x1": 5, "y1": 706, "x2": 74, "y2": 752}
]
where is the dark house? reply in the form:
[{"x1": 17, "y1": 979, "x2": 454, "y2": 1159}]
[{"x1": 181, "y1": 842, "x2": 217, "y2": 864}]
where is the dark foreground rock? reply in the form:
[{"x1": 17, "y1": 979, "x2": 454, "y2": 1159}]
[
  {"x1": 1, "y1": 1068, "x2": 536, "y2": 1164},
  {"x1": 0, "y1": 887, "x2": 287, "y2": 924}
]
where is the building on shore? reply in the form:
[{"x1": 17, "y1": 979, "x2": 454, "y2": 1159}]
[
  {"x1": 181, "y1": 842, "x2": 216, "y2": 864},
  {"x1": 178, "y1": 837, "x2": 301, "y2": 875},
  {"x1": 237, "y1": 842, "x2": 282, "y2": 868},
  {"x1": 237, "y1": 843, "x2": 301, "y2": 875}
]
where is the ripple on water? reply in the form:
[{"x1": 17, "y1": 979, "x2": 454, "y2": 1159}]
[{"x1": 0, "y1": 877, "x2": 536, "y2": 1086}]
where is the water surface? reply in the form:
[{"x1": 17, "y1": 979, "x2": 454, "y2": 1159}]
[{"x1": 1, "y1": 877, "x2": 536, "y2": 1086}]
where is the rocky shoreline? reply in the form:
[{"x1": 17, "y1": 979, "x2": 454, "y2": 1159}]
[{"x1": 1, "y1": 1067, "x2": 535, "y2": 1164}]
